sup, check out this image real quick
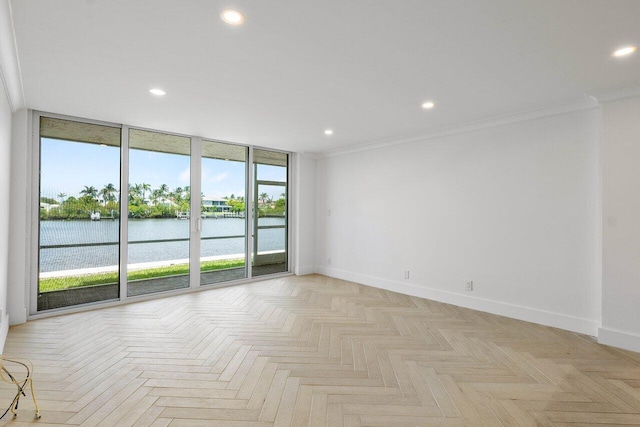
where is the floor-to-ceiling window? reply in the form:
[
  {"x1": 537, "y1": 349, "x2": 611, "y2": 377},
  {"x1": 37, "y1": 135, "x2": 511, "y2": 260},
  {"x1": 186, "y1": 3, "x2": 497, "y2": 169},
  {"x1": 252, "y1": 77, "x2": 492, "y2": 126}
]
[
  {"x1": 127, "y1": 129, "x2": 192, "y2": 296},
  {"x1": 252, "y1": 149, "x2": 288, "y2": 277},
  {"x1": 37, "y1": 117, "x2": 121, "y2": 310},
  {"x1": 200, "y1": 140, "x2": 248, "y2": 285},
  {"x1": 35, "y1": 113, "x2": 291, "y2": 313}
]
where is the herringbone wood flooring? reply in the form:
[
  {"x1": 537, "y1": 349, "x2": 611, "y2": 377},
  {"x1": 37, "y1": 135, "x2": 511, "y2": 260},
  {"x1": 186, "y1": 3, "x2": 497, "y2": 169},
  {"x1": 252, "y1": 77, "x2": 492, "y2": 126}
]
[{"x1": 2, "y1": 274, "x2": 640, "y2": 426}]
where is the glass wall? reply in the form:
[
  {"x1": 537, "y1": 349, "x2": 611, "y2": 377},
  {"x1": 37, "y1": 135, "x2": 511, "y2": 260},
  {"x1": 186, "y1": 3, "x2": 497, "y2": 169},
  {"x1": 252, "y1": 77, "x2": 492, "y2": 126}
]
[
  {"x1": 200, "y1": 141, "x2": 249, "y2": 285},
  {"x1": 36, "y1": 113, "x2": 290, "y2": 312},
  {"x1": 127, "y1": 129, "x2": 191, "y2": 296},
  {"x1": 252, "y1": 149, "x2": 288, "y2": 277},
  {"x1": 38, "y1": 117, "x2": 121, "y2": 310}
]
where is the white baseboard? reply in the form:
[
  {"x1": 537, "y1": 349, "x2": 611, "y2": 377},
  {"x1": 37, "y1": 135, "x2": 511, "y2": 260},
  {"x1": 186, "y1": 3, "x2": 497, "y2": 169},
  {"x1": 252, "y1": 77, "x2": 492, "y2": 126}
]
[
  {"x1": 295, "y1": 265, "x2": 316, "y2": 276},
  {"x1": 0, "y1": 312, "x2": 10, "y2": 354},
  {"x1": 598, "y1": 327, "x2": 640, "y2": 353},
  {"x1": 316, "y1": 266, "x2": 599, "y2": 337}
]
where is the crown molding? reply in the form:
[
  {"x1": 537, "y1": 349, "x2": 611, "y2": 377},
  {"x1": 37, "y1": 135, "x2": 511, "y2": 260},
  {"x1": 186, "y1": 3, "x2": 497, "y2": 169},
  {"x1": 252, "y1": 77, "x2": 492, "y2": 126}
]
[
  {"x1": 297, "y1": 152, "x2": 320, "y2": 160},
  {"x1": 316, "y1": 96, "x2": 600, "y2": 159},
  {"x1": 590, "y1": 82, "x2": 640, "y2": 103},
  {"x1": 0, "y1": 0, "x2": 25, "y2": 112}
]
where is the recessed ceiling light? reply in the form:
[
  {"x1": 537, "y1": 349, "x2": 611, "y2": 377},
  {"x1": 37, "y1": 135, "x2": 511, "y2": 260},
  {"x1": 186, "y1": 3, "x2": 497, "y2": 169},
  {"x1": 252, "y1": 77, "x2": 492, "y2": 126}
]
[
  {"x1": 221, "y1": 9, "x2": 245, "y2": 25},
  {"x1": 324, "y1": 130, "x2": 333, "y2": 135},
  {"x1": 612, "y1": 46, "x2": 638, "y2": 57},
  {"x1": 422, "y1": 101, "x2": 435, "y2": 109},
  {"x1": 149, "y1": 88, "x2": 166, "y2": 96}
]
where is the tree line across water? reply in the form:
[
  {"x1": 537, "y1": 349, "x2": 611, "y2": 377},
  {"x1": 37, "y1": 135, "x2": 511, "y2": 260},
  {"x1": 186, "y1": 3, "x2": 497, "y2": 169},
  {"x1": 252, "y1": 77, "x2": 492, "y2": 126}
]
[{"x1": 40, "y1": 183, "x2": 285, "y2": 220}]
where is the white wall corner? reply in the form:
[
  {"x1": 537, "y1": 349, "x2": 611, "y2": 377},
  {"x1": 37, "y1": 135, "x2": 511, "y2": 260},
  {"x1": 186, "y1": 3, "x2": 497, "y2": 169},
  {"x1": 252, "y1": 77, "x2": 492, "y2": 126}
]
[
  {"x1": 8, "y1": 306, "x2": 27, "y2": 327},
  {"x1": 0, "y1": 0, "x2": 25, "y2": 112},
  {"x1": 295, "y1": 265, "x2": 316, "y2": 276},
  {"x1": 291, "y1": 153, "x2": 302, "y2": 276},
  {"x1": 598, "y1": 327, "x2": 640, "y2": 353},
  {"x1": 317, "y1": 266, "x2": 600, "y2": 337},
  {"x1": 590, "y1": 82, "x2": 640, "y2": 104},
  {"x1": 292, "y1": 152, "x2": 316, "y2": 276},
  {"x1": 298, "y1": 152, "x2": 320, "y2": 160},
  {"x1": 7, "y1": 109, "x2": 30, "y2": 325}
]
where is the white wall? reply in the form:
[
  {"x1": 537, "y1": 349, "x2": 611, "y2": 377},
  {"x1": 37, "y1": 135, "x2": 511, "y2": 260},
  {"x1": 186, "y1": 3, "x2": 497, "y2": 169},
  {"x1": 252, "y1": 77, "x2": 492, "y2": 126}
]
[
  {"x1": 0, "y1": 83, "x2": 12, "y2": 348},
  {"x1": 293, "y1": 153, "x2": 316, "y2": 275},
  {"x1": 1, "y1": 0, "x2": 27, "y2": 337},
  {"x1": 599, "y1": 96, "x2": 640, "y2": 352},
  {"x1": 316, "y1": 108, "x2": 601, "y2": 335},
  {"x1": 7, "y1": 110, "x2": 29, "y2": 325}
]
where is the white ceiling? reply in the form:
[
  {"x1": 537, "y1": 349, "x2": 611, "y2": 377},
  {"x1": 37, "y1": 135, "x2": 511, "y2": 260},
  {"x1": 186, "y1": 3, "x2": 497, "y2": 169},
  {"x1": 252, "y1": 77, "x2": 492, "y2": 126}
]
[{"x1": 10, "y1": 0, "x2": 640, "y2": 153}]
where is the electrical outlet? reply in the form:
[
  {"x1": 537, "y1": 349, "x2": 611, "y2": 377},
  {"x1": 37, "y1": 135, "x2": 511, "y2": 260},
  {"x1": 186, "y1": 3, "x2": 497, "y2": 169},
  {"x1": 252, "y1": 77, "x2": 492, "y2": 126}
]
[
  {"x1": 466, "y1": 280, "x2": 473, "y2": 291},
  {"x1": 327, "y1": 258, "x2": 332, "y2": 265},
  {"x1": 404, "y1": 270, "x2": 410, "y2": 279}
]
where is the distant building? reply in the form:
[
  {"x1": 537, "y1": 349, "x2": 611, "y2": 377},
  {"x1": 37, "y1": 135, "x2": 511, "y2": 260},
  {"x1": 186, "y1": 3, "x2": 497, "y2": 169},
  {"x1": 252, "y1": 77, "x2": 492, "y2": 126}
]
[
  {"x1": 40, "y1": 202, "x2": 60, "y2": 212},
  {"x1": 155, "y1": 197, "x2": 176, "y2": 208},
  {"x1": 202, "y1": 196, "x2": 231, "y2": 212}
]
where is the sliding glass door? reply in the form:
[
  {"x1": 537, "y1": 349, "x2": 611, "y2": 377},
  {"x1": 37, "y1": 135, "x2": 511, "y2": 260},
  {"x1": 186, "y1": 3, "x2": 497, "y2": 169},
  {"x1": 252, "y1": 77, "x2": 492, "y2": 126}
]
[
  {"x1": 37, "y1": 117, "x2": 121, "y2": 310},
  {"x1": 200, "y1": 140, "x2": 248, "y2": 285},
  {"x1": 127, "y1": 129, "x2": 191, "y2": 296},
  {"x1": 252, "y1": 149, "x2": 288, "y2": 277},
  {"x1": 36, "y1": 113, "x2": 290, "y2": 313}
]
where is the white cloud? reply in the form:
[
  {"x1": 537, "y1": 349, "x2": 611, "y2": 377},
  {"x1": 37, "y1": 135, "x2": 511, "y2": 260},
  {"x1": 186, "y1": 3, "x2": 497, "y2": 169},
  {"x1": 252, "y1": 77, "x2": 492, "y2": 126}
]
[
  {"x1": 201, "y1": 167, "x2": 228, "y2": 184},
  {"x1": 178, "y1": 167, "x2": 190, "y2": 184},
  {"x1": 209, "y1": 172, "x2": 228, "y2": 183}
]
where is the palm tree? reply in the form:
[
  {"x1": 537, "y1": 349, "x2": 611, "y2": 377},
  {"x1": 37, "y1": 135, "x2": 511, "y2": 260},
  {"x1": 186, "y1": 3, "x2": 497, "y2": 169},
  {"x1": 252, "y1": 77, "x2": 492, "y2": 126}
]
[
  {"x1": 80, "y1": 185, "x2": 98, "y2": 199},
  {"x1": 159, "y1": 184, "x2": 169, "y2": 198},
  {"x1": 142, "y1": 183, "x2": 151, "y2": 202},
  {"x1": 150, "y1": 189, "x2": 162, "y2": 205},
  {"x1": 133, "y1": 184, "x2": 145, "y2": 204},
  {"x1": 259, "y1": 192, "x2": 269, "y2": 204},
  {"x1": 57, "y1": 192, "x2": 67, "y2": 203},
  {"x1": 172, "y1": 187, "x2": 183, "y2": 204},
  {"x1": 101, "y1": 183, "x2": 117, "y2": 205},
  {"x1": 99, "y1": 188, "x2": 108, "y2": 205},
  {"x1": 128, "y1": 184, "x2": 143, "y2": 204}
]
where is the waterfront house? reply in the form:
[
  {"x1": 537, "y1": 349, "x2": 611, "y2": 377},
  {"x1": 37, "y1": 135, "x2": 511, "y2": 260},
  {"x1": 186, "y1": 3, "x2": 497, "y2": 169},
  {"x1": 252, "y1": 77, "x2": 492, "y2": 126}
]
[{"x1": 202, "y1": 196, "x2": 231, "y2": 213}]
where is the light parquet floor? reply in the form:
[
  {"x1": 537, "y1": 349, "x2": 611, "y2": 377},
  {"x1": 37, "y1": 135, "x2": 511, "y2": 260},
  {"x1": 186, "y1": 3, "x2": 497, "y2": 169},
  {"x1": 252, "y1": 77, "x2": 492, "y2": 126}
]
[{"x1": 2, "y1": 274, "x2": 640, "y2": 426}]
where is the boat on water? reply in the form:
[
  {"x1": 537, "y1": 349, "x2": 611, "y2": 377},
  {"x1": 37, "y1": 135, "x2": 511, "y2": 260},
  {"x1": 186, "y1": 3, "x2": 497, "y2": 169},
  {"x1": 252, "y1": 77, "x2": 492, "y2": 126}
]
[{"x1": 90, "y1": 212, "x2": 101, "y2": 221}]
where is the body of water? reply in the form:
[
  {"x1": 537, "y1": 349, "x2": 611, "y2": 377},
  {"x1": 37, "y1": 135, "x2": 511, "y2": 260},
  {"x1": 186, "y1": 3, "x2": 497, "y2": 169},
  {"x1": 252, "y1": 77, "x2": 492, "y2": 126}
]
[{"x1": 40, "y1": 217, "x2": 286, "y2": 272}]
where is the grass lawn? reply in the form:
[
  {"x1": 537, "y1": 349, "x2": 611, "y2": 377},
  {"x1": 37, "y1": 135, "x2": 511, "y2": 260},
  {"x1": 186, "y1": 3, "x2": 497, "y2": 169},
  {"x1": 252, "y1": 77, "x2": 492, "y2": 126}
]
[{"x1": 39, "y1": 258, "x2": 246, "y2": 292}]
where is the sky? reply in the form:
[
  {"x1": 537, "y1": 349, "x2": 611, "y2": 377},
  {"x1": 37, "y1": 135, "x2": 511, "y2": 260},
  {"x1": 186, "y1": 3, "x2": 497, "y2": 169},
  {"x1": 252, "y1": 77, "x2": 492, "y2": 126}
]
[{"x1": 40, "y1": 138, "x2": 287, "y2": 201}]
